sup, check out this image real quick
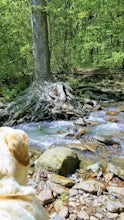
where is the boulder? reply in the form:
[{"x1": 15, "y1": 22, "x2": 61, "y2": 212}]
[{"x1": 35, "y1": 147, "x2": 80, "y2": 176}]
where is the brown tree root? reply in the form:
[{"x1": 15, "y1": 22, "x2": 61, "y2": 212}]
[{"x1": 0, "y1": 81, "x2": 98, "y2": 126}]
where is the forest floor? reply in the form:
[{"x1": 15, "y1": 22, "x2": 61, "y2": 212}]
[{"x1": 55, "y1": 67, "x2": 124, "y2": 103}]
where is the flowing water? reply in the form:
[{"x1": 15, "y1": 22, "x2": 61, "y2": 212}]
[{"x1": 15, "y1": 102, "x2": 124, "y2": 159}]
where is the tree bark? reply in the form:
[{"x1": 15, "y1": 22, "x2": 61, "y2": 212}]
[{"x1": 31, "y1": 0, "x2": 53, "y2": 82}]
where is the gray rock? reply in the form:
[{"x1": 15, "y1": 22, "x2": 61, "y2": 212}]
[
  {"x1": 48, "y1": 173, "x2": 75, "y2": 187},
  {"x1": 108, "y1": 163, "x2": 124, "y2": 180},
  {"x1": 87, "y1": 163, "x2": 101, "y2": 173},
  {"x1": 106, "y1": 198, "x2": 124, "y2": 213},
  {"x1": 74, "y1": 180, "x2": 105, "y2": 194},
  {"x1": 107, "y1": 186, "x2": 124, "y2": 196},
  {"x1": 94, "y1": 135, "x2": 119, "y2": 145},
  {"x1": 35, "y1": 147, "x2": 80, "y2": 176},
  {"x1": 37, "y1": 187, "x2": 53, "y2": 205},
  {"x1": 46, "y1": 180, "x2": 69, "y2": 195}
]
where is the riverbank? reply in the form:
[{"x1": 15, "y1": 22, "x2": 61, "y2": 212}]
[
  {"x1": 28, "y1": 145, "x2": 124, "y2": 220},
  {"x1": 25, "y1": 102, "x2": 124, "y2": 220},
  {"x1": 56, "y1": 67, "x2": 124, "y2": 102}
]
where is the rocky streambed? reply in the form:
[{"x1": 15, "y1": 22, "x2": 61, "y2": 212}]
[
  {"x1": 16, "y1": 101, "x2": 124, "y2": 220},
  {"x1": 28, "y1": 147, "x2": 124, "y2": 220}
]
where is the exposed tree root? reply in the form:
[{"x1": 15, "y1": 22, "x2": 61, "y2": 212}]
[{"x1": 0, "y1": 81, "x2": 96, "y2": 126}]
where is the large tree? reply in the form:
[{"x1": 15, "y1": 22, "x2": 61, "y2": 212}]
[
  {"x1": 0, "y1": 0, "x2": 83, "y2": 125},
  {"x1": 31, "y1": 0, "x2": 51, "y2": 82}
]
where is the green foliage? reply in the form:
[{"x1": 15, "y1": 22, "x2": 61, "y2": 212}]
[
  {"x1": 0, "y1": 0, "x2": 33, "y2": 100},
  {"x1": 46, "y1": 0, "x2": 124, "y2": 71},
  {"x1": 0, "y1": 0, "x2": 124, "y2": 101},
  {"x1": 60, "y1": 193, "x2": 67, "y2": 201}
]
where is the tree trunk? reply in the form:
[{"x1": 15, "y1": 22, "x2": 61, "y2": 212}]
[
  {"x1": 31, "y1": 0, "x2": 53, "y2": 82},
  {"x1": 0, "y1": 0, "x2": 88, "y2": 126}
]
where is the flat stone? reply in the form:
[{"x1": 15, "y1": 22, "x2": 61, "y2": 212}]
[
  {"x1": 95, "y1": 135, "x2": 118, "y2": 145},
  {"x1": 46, "y1": 180, "x2": 69, "y2": 195},
  {"x1": 74, "y1": 180, "x2": 105, "y2": 194},
  {"x1": 108, "y1": 163, "x2": 124, "y2": 180},
  {"x1": 48, "y1": 173, "x2": 75, "y2": 187}
]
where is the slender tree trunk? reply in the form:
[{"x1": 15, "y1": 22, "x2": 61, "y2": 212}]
[{"x1": 31, "y1": 0, "x2": 53, "y2": 82}]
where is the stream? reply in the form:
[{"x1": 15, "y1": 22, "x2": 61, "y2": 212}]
[{"x1": 15, "y1": 102, "x2": 124, "y2": 160}]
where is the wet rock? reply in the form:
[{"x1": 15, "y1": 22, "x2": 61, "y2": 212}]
[
  {"x1": 73, "y1": 180, "x2": 105, "y2": 194},
  {"x1": 73, "y1": 118, "x2": 87, "y2": 126},
  {"x1": 107, "y1": 117, "x2": 118, "y2": 122},
  {"x1": 66, "y1": 143, "x2": 88, "y2": 151},
  {"x1": 117, "y1": 105, "x2": 124, "y2": 112},
  {"x1": 106, "y1": 110, "x2": 119, "y2": 116},
  {"x1": 94, "y1": 135, "x2": 119, "y2": 145},
  {"x1": 108, "y1": 163, "x2": 124, "y2": 180},
  {"x1": 48, "y1": 173, "x2": 75, "y2": 187},
  {"x1": 76, "y1": 128, "x2": 88, "y2": 139},
  {"x1": 35, "y1": 147, "x2": 80, "y2": 176},
  {"x1": 80, "y1": 141, "x2": 98, "y2": 152}
]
